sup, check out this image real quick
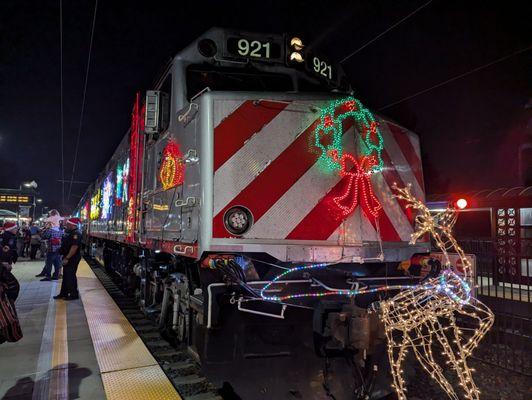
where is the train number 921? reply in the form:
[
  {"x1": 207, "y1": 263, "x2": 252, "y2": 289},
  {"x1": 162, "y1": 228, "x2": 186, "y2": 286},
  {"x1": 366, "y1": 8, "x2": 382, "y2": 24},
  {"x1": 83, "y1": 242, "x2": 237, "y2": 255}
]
[
  {"x1": 312, "y1": 56, "x2": 333, "y2": 80},
  {"x1": 238, "y1": 39, "x2": 270, "y2": 58},
  {"x1": 226, "y1": 37, "x2": 281, "y2": 60},
  {"x1": 227, "y1": 37, "x2": 280, "y2": 60}
]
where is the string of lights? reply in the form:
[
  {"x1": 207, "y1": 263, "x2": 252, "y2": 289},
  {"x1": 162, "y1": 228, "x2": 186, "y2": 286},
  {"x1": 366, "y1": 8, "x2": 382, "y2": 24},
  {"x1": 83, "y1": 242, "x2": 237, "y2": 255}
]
[
  {"x1": 378, "y1": 185, "x2": 494, "y2": 400},
  {"x1": 312, "y1": 96, "x2": 384, "y2": 218},
  {"x1": 329, "y1": 150, "x2": 382, "y2": 217},
  {"x1": 258, "y1": 185, "x2": 493, "y2": 399},
  {"x1": 159, "y1": 140, "x2": 185, "y2": 190},
  {"x1": 313, "y1": 96, "x2": 385, "y2": 174}
]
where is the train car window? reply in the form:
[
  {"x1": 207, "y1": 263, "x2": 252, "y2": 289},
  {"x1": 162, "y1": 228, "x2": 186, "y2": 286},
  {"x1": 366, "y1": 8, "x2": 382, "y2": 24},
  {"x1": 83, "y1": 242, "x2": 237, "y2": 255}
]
[
  {"x1": 186, "y1": 65, "x2": 293, "y2": 100},
  {"x1": 520, "y1": 208, "x2": 532, "y2": 226},
  {"x1": 454, "y1": 210, "x2": 492, "y2": 239}
]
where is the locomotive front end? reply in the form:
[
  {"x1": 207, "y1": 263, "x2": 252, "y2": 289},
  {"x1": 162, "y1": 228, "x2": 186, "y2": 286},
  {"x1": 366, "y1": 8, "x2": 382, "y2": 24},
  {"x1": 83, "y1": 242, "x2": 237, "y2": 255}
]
[{"x1": 79, "y1": 28, "x2": 433, "y2": 399}]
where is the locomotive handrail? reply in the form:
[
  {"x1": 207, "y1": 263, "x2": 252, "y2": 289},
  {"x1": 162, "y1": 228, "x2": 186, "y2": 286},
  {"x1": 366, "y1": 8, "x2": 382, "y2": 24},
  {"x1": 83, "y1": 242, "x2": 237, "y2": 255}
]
[
  {"x1": 174, "y1": 197, "x2": 198, "y2": 207},
  {"x1": 184, "y1": 149, "x2": 199, "y2": 163},
  {"x1": 255, "y1": 98, "x2": 320, "y2": 113},
  {"x1": 237, "y1": 297, "x2": 287, "y2": 320}
]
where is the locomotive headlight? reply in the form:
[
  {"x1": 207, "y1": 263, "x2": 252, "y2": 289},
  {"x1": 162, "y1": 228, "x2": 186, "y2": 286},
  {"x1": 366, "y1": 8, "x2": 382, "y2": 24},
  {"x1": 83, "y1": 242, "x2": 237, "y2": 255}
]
[
  {"x1": 223, "y1": 206, "x2": 253, "y2": 236},
  {"x1": 290, "y1": 37, "x2": 304, "y2": 51},
  {"x1": 287, "y1": 36, "x2": 305, "y2": 64},
  {"x1": 290, "y1": 51, "x2": 304, "y2": 63},
  {"x1": 197, "y1": 38, "x2": 217, "y2": 58}
]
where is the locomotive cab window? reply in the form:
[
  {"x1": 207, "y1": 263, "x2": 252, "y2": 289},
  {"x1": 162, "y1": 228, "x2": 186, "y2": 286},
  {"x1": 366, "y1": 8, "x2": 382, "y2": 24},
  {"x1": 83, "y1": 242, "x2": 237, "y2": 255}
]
[{"x1": 186, "y1": 65, "x2": 293, "y2": 100}]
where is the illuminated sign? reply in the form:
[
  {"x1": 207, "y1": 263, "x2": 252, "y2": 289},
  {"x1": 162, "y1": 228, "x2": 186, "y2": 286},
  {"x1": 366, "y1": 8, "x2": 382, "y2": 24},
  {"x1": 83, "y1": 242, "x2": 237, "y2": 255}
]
[{"x1": 0, "y1": 195, "x2": 31, "y2": 204}]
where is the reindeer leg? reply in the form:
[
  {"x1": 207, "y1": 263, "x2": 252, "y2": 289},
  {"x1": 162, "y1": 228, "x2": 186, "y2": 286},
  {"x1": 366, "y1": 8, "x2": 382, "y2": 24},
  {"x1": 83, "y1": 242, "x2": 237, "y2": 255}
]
[
  {"x1": 385, "y1": 327, "x2": 409, "y2": 400},
  {"x1": 458, "y1": 299, "x2": 494, "y2": 356},
  {"x1": 433, "y1": 318, "x2": 479, "y2": 400},
  {"x1": 410, "y1": 323, "x2": 459, "y2": 400}
]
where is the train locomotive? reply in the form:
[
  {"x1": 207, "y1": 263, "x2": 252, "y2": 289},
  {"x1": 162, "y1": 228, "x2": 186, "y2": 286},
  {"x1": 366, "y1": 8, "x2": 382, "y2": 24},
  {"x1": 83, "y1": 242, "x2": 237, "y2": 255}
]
[{"x1": 75, "y1": 28, "x2": 430, "y2": 399}]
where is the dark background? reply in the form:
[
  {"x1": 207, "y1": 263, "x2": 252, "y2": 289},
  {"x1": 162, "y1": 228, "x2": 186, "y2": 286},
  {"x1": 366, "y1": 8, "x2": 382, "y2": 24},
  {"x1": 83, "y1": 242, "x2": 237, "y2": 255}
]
[{"x1": 1, "y1": 0, "x2": 530, "y2": 214}]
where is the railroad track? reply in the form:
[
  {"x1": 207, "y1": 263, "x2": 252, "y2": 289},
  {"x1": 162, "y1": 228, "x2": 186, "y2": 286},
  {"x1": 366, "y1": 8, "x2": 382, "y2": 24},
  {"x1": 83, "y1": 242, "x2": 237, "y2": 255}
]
[{"x1": 85, "y1": 257, "x2": 223, "y2": 400}]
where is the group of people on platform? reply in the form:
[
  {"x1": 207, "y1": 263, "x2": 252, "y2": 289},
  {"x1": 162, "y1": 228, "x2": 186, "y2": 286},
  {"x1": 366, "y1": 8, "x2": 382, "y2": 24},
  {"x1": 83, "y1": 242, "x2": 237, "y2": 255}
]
[
  {"x1": 13, "y1": 222, "x2": 42, "y2": 260},
  {"x1": 0, "y1": 210, "x2": 83, "y2": 343}
]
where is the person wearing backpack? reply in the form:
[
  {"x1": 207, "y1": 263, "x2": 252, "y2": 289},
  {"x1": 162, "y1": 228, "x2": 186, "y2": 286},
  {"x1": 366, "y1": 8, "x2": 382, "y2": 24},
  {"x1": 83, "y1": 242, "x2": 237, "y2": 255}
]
[{"x1": 35, "y1": 222, "x2": 62, "y2": 281}]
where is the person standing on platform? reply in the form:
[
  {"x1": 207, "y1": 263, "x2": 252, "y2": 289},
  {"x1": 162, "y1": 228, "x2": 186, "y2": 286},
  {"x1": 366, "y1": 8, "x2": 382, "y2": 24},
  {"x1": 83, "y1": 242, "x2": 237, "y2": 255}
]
[
  {"x1": 0, "y1": 245, "x2": 22, "y2": 343},
  {"x1": 16, "y1": 223, "x2": 26, "y2": 257},
  {"x1": 28, "y1": 223, "x2": 41, "y2": 260},
  {"x1": 0, "y1": 223, "x2": 18, "y2": 262},
  {"x1": 54, "y1": 218, "x2": 82, "y2": 300},
  {"x1": 45, "y1": 209, "x2": 62, "y2": 228},
  {"x1": 36, "y1": 222, "x2": 63, "y2": 281}
]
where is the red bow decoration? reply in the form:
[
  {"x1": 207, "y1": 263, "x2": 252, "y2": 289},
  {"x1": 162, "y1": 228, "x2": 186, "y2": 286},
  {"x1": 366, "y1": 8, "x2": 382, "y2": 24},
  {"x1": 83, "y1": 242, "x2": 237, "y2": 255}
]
[{"x1": 329, "y1": 150, "x2": 382, "y2": 218}]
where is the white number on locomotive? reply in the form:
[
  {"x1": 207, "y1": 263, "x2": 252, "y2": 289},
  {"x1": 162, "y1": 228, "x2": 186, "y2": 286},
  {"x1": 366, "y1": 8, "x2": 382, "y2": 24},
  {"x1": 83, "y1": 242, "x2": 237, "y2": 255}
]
[
  {"x1": 313, "y1": 56, "x2": 332, "y2": 80},
  {"x1": 237, "y1": 39, "x2": 271, "y2": 58}
]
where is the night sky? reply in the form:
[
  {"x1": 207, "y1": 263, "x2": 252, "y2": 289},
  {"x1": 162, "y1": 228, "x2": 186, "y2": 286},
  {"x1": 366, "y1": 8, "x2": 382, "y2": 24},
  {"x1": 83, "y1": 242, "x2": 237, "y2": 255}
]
[{"x1": 1, "y1": 0, "x2": 530, "y2": 214}]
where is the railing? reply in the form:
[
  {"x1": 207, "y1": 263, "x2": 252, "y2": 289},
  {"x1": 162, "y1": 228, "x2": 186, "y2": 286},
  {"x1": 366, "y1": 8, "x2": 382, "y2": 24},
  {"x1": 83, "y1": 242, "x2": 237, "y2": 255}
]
[{"x1": 457, "y1": 239, "x2": 532, "y2": 375}]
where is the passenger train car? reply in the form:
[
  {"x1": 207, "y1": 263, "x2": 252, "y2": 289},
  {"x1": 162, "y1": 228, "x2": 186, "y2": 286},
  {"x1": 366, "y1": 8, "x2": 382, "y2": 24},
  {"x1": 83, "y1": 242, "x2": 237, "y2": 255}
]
[{"x1": 75, "y1": 28, "x2": 429, "y2": 399}]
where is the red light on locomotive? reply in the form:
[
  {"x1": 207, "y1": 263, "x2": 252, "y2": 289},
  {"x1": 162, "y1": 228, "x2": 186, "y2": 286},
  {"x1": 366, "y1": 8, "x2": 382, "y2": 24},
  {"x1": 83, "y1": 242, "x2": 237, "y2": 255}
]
[{"x1": 455, "y1": 198, "x2": 468, "y2": 209}]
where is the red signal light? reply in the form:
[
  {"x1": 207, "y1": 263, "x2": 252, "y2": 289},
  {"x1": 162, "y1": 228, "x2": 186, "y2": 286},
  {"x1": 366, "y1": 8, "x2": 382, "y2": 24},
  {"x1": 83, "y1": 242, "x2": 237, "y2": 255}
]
[{"x1": 455, "y1": 198, "x2": 468, "y2": 210}]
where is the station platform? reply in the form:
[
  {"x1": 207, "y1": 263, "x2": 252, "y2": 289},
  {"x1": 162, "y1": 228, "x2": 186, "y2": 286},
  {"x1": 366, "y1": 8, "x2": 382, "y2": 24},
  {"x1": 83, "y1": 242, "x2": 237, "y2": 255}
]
[{"x1": 0, "y1": 259, "x2": 182, "y2": 400}]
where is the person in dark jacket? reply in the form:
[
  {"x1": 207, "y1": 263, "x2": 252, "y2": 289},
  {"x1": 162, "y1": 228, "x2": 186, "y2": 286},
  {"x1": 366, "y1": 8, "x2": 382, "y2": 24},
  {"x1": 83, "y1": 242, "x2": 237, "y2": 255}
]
[
  {"x1": 54, "y1": 218, "x2": 82, "y2": 300},
  {"x1": 16, "y1": 223, "x2": 26, "y2": 257},
  {"x1": 0, "y1": 222, "x2": 18, "y2": 262},
  {"x1": 0, "y1": 244, "x2": 22, "y2": 343}
]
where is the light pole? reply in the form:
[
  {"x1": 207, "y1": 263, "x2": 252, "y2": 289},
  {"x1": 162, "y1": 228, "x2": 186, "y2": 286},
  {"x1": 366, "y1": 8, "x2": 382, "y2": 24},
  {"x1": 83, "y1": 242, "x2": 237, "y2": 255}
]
[
  {"x1": 34, "y1": 198, "x2": 43, "y2": 221},
  {"x1": 20, "y1": 181, "x2": 38, "y2": 223}
]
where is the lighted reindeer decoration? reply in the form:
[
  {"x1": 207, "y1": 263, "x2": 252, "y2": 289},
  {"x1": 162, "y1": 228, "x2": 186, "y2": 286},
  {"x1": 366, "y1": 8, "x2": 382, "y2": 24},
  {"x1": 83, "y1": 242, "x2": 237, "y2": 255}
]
[{"x1": 378, "y1": 185, "x2": 494, "y2": 400}]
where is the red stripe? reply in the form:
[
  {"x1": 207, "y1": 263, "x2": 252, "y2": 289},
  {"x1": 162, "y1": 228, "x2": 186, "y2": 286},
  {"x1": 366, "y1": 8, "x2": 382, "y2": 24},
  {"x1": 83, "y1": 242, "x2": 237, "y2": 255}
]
[
  {"x1": 214, "y1": 100, "x2": 288, "y2": 171},
  {"x1": 213, "y1": 118, "x2": 355, "y2": 238},
  {"x1": 380, "y1": 150, "x2": 415, "y2": 227},
  {"x1": 386, "y1": 123, "x2": 424, "y2": 190},
  {"x1": 286, "y1": 170, "x2": 402, "y2": 242}
]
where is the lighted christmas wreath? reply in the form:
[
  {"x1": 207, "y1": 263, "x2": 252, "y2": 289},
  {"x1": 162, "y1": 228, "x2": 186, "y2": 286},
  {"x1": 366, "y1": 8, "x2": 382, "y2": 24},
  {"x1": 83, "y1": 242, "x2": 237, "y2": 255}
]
[{"x1": 313, "y1": 97, "x2": 385, "y2": 217}]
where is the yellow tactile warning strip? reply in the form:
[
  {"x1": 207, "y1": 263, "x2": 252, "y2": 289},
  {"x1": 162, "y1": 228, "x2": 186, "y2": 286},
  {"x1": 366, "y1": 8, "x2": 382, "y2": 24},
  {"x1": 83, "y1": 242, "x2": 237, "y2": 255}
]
[
  {"x1": 101, "y1": 365, "x2": 183, "y2": 400},
  {"x1": 52, "y1": 300, "x2": 68, "y2": 368},
  {"x1": 50, "y1": 299, "x2": 69, "y2": 398},
  {"x1": 78, "y1": 259, "x2": 182, "y2": 400}
]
